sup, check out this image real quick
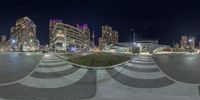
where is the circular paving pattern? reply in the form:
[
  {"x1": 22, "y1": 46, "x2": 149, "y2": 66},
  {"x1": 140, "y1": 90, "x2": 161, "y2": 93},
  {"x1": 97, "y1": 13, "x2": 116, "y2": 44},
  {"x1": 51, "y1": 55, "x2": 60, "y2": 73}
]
[{"x1": 0, "y1": 54, "x2": 199, "y2": 100}]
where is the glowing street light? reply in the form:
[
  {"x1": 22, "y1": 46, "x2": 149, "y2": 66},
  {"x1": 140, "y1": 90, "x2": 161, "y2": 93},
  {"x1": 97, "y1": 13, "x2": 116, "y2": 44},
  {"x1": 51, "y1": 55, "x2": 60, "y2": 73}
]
[
  {"x1": 58, "y1": 30, "x2": 62, "y2": 33},
  {"x1": 137, "y1": 43, "x2": 141, "y2": 47},
  {"x1": 188, "y1": 39, "x2": 192, "y2": 42},
  {"x1": 12, "y1": 39, "x2": 16, "y2": 44}
]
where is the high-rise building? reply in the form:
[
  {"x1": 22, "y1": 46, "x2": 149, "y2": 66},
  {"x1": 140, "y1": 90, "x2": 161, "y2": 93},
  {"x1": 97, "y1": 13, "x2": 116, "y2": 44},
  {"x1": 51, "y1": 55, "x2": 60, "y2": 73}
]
[
  {"x1": 199, "y1": 42, "x2": 200, "y2": 48},
  {"x1": 188, "y1": 37, "x2": 195, "y2": 49},
  {"x1": 1, "y1": 35, "x2": 6, "y2": 43},
  {"x1": 50, "y1": 22, "x2": 90, "y2": 52},
  {"x1": 0, "y1": 35, "x2": 10, "y2": 52},
  {"x1": 49, "y1": 19, "x2": 62, "y2": 47},
  {"x1": 175, "y1": 43, "x2": 179, "y2": 49},
  {"x1": 91, "y1": 31, "x2": 95, "y2": 48},
  {"x1": 180, "y1": 36, "x2": 187, "y2": 49},
  {"x1": 98, "y1": 37, "x2": 104, "y2": 49},
  {"x1": 75, "y1": 24, "x2": 90, "y2": 49},
  {"x1": 99, "y1": 25, "x2": 119, "y2": 49},
  {"x1": 9, "y1": 16, "x2": 40, "y2": 51}
]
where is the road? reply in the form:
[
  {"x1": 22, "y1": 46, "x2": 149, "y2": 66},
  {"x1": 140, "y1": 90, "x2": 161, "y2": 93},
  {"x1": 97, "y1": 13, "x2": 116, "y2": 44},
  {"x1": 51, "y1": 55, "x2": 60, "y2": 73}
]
[{"x1": 0, "y1": 53, "x2": 43, "y2": 84}]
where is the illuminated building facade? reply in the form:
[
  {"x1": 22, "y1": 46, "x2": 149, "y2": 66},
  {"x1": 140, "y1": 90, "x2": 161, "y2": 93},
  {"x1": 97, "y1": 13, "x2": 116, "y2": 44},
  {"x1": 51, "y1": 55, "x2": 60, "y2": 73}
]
[
  {"x1": 175, "y1": 43, "x2": 179, "y2": 49},
  {"x1": 51, "y1": 23, "x2": 90, "y2": 52},
  {"x1": 180, "y1": 36, "x2": 195, "y2": 50},
  {"x1": 99, "y1": 37, "x2": 104, "y2": 49},
  {"x1": 74, "y1": 24, "x2": 90, "y2": 49},
  {"x1": 49, "y1": 19, "x2": 63, "y2": 47},
  {"x1": 91, "y1": 31, "x2": 95, "y2": 48},
  {"x1": 9, "y1": 17, "x2": 40, "y2": 51},
  {"x1": 99, "y1": 25, "x2": 119, "y2": 49},
  {"x1": 180, "y1": 36, "x2": 187, "y2": 49},
  {"x1": 1, "y1": 35, "x2": 6, "y2": 43},
  {"x1": 0, "y1": 35, "x2": 10, "y2": 52},
  {"x1": 188, "y1": 37, "x2": 195, "y2": 49}
]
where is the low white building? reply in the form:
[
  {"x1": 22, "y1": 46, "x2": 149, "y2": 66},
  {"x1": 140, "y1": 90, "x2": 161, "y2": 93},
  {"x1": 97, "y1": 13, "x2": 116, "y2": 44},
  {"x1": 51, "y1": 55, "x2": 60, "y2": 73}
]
[{"x1": 104, "y1": 40, "x2": 170, "y2": 53}]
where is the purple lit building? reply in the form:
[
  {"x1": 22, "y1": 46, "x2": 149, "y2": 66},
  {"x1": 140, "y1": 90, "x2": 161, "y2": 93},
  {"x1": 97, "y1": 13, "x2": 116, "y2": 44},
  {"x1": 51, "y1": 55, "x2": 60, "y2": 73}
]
[{"x1": 50, "y1": 22, "x2": 91, "y2": 52}]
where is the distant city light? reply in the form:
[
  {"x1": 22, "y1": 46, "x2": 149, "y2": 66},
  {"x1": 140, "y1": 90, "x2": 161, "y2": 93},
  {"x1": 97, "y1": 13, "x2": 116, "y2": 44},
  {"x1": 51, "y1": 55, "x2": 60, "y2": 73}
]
[
  {"x1": 56, "y1": 33, "x2": 64, "y2": 37},
  {"x1": 30, "y1": 39, "x2": 33, "y2": 42},
  {"x1": 70, "y1": 47, "x2": 77, "y2": 52},
  {"x1": 58, "y1": 30, "x2": 62, "y2": 33},
  {"x1": 26, "y1": 53, "x2": 31, "y2": 56},
  {"x1": 137, "y1": 43, "x2": 141, "y2": 47},
  {"x1": 44, "y1": 54, "x2": 50, "y2": 57},
  {"x1": 12, "y1": 39, "x2": 16, "y2": 44}
]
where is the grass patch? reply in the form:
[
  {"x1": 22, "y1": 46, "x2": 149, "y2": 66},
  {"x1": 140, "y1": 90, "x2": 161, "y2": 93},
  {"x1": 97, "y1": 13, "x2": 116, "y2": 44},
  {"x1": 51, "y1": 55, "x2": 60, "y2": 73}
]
[{"x1": 68, "y1": 52, "x2": 131, "y2": 67}]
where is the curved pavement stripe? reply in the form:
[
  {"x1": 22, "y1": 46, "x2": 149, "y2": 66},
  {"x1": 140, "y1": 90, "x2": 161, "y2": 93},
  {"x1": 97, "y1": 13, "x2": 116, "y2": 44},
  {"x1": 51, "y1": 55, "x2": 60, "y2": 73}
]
[
  {"x1": 122, "y1": 65, "x2": 160, "y2": 72},
  {"x1": 31, "y1": 67, "x2": 79, "y2": 78},
  {"x1": 115, "y1": 67, "x2": 164, "y2": 79},
  {"x1": 43, "y1": 56, "x2": 61, "y2": 59},
  {"x1": 96, "y1": 68, "x2": 124, "y2": 82},
  {"x1": 137, "y1": 56, "x2": 152, "y2": 59},
  {"x1": 42, "y1": 59, "x2": 62, "y2": 61},
  {"x1": 0, "y1": 70, "x2": 96, "y2": 100},
  {"x1": 198, "y1": 86, "x2": 200, "y2": 96},
  {"x1": 130, "y1": 60, "x2": 155, "y2": 65},
  {"x1": 125, "y1": 63, "x2": 157, "y2": 69},
  {"x1": 35, "y1": 65, "x2": 74, "y2": 73},
  {"x1": 43, "y1": 58, "x2": 60, "y2": 60},
  {"x1": 55, "y1": 55, "x2": 69, "y2": 60},
  {"x1": 96, "y1": 70, "x2": 113, "y2": 82},
  {"x1": 20, "y1": 68, "x2": 88, "y2": 88},
  {"x1": 38, "y1": 62, "x2": 69, "y2": 68},
  {"x1": 40, "y1": 61, "x2": 68, "y2": 65},
  {"x1": 134, "y1": 57, "x2": 154, "y2": 62},
  {"x1": 107, "y1": 69, "x2": 175, "y2": 88},
  {"x1": 41, "y1": 60, "x2": 63, "y2": 63}
]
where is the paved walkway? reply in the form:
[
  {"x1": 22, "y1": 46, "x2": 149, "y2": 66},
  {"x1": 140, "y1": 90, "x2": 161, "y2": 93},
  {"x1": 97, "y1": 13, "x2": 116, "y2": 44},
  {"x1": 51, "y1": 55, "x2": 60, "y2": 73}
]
[
  {"x1": 0, "y1": 54, "x2": 199, "y2": 100},
  {"x1": 0, "y1": 53, "x2": 43, "y2": 84}
]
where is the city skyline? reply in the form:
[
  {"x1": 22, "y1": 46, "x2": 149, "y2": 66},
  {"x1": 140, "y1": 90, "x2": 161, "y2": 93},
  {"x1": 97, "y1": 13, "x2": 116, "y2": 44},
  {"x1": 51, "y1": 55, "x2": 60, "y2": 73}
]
[{"x1": 1, "y1": 0, "x2": 200, "y2": 46}]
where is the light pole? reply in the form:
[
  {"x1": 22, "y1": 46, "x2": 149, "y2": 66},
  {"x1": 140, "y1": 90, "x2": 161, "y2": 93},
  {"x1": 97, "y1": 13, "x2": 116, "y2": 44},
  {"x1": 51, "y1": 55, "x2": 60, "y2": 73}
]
[{"x1": 130, "y1": 28, "x2": 136, "y2": 53}]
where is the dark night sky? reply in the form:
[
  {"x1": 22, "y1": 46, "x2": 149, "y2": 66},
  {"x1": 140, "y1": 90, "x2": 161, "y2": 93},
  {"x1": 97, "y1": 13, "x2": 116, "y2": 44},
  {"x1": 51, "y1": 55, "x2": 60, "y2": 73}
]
[{"x1": 1, "y1": 0, "x2": 200, "y2": 46}]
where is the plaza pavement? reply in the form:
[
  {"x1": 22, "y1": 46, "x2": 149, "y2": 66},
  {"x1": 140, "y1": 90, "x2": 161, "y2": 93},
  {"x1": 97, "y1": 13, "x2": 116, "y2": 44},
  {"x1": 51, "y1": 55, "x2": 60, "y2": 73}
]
[
  {"x1": 0, "y1": 53, "x2": 199, "y2": 100},
  {"x1": 0, "y1": 53, "x2": 43, "y2": 85}
]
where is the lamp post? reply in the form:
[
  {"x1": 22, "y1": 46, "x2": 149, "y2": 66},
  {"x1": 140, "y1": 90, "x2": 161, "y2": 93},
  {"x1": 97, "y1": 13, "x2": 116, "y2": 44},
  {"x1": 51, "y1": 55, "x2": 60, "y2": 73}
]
[
  {"x1": 188, "y1": 39, "x2": 192, "y2": 43},
  {"x1": 130, "y1": 28, "x2": 136, "y2": 53}
]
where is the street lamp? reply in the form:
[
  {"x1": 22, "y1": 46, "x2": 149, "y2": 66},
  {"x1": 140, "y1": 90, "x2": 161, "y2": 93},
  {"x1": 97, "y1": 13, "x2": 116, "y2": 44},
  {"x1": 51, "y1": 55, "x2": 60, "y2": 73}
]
[
  {"x1": 12, "y1": 39, "x2": 16, "y2": 44},
  {"x1": 137, "y1": 43, "x2": 141, "y2": 47},
  {"x1": 189, "y1": 39, "x2": 192, "y2": 42},
  {"x1": 130, "y1": 28, "x2": 136, "y2": 53}
]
